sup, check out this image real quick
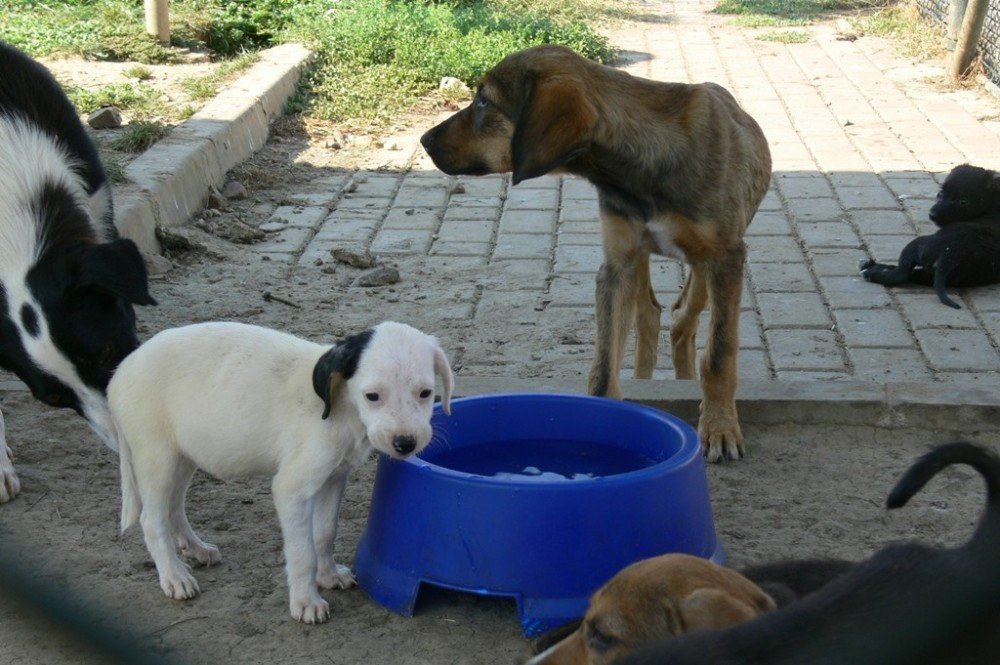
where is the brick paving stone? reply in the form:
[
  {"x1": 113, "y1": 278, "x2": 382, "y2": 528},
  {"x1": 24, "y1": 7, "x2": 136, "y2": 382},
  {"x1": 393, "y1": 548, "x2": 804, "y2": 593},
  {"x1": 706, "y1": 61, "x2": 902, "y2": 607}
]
[
  {"x1": 776, "y1": 175, "x2": 834, "y2": 199},
  {"x1": 916, "y1": 329, "x2": 1000, "y2": 371},
  {"x1": 515, "y1": 175, "x2": 561, "y2": 189},
  {"x1": 453, "y1": 176, "x2": 507, "y2": 197},
  {"x1": 818, "y1": 275, "x2": 893, "y2": 309},
  {"x1": 562, "y1": 178, "x2": 598, "y2": 199},
  {"x1": 449, "y1": 196, "x2": 504, "y2": 209},
  {"x1": 498, "y1": 209, "x2": 557, "y2": 234},
  {"x1": 558, "y1": 220, "x2": 602, "y2": 234},
  {"x1": 336, "y1": 196, "x2": 390, "y2": 211},
  {"x1": 559, "y1": 199, "x2": 599, "y2": 222},
  {"x1": 382, "y1": 208, "x2": 441, "y2": 231},
  {"x1": 746, "y1": 236, "x2": 806, "y2": 263},
  {"x1": 808, "y1": 247, "x2": 869, "y2": 276},
  {"x1": 443, "y1": 205, "x2": 499, "y2": 222},
  {"x1": 848, "y1": 347, "x2": 934, "y2": 381},
  {"x1": 798, "y1": 221, "x2": 861, "y2": 249},
  {"x1": 394, "y1": 186, "x2": 449, "y2": 208},
  {"x1": 253, "y1": 226, "x2": 312, "y2": 253},
  {"x1": 438, "y1": 219, "x2": 494, "y2": 243},
  {"x1": 558, "y1": 232, "x2": 601, "y2": 246},
  {"x1": 486, "y1": 259, "x2": 552, "y2": 280},
  {"x1": 493, "y1": 233, "x2": 553, "y2": 261},
  {"x1": 766, "y1": 329, "x2": 846, "y2": 370},
  {"x1": 430, "y1": 241, "x2": 492, "y2": 257},
  {"x1": 746, "y1": 212, "x2": 792, "y2": 236},
  {"x1": 853, "y1": 209, "x2": 914, "y2": 235},
  {"x1": 351, "y1": 174, "x2": 400, "y2": 197},
  {"x1": 833, "y1": 308, "x2": 913, "y2": 347},
  {"x1": 965, "y1": 285, "x2": 1000, "y2": 311},
  {"x1": 861, "y1": 235, "x2": 916, "y2": 262},
  {"x1": 313, "y1": 215, "x2": 378, "y2": 243},
  {"x1": 895, "y1": 292, "x2": 981, "y2": 329},
  {"x1": 555, "y1": 245, "x2": 604, "y2": 273},
  {"x1": 757, "y1": 292, "x2": 831, "y2": 327},
  {"x1": 548, "y1": 274, "x2": 595, "y2": 307},
  {"x1": 505, "y1": 188, "x2": 560, "y2": 210},
  {"x1": 836, "y1": 186, "x2": 901, "y2": 210},
  {"x1": 371, "y1": 229, "x2": 433, "y2": 255},
  {"x1": 749, "y1": 262, "x2": 817, "y2": 292},
  {"x1": 785, "y1": 197, "x2": 844, "y2": 223},
  {"x1": 264, "y1": 206, "x2": 328, "y2": 229}
]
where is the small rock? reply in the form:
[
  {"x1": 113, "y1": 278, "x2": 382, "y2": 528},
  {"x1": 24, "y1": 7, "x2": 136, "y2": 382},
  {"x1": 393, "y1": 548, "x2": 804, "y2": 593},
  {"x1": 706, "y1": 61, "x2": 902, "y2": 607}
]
[
  {"x1": 194, "y1": 217, "x2": 266, "y2": 244},
  {"x1": 313, "y1": 258, "x2": 323, "y2": 266},
  {"x1": 383, "y1": 139, "x2": 400, "y2": 151},
  {"x1": 559, "y1": 332, "x2": 584, "y2": 345},
  {"x1": 321, "y1": 264, "x2": 337, "y2": 275},
  {"x1": 142, "y1": 252, "x2": 174, "y2": 278},
  {"x1": 88, "y1": 106, "x2": 123, "y2": 129},
  {"x1": 353, "y1": 265, "x2": 400, "y2": 287},
  {"x1": 207, "y1": 187, "x2": 227, "y2": 210},
  {"x1": 439, "y1": 76, "x2": 471, "y2": 96},
  {"x1": 222, "y1": 180, "x2": 248, "y2": 200},
  {"x1": 449, "y1": 183, "x2": 466, "y2": 195},
  {"x1": 331, "y1": 247, "x2": 376, "y2": 269}
]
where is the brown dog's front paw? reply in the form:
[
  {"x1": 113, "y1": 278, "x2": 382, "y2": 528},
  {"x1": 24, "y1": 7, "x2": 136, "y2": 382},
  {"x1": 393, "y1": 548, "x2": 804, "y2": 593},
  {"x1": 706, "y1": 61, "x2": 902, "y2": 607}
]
[{"x1": 699, "y1": 418, "x2": 745, "y2": 463}]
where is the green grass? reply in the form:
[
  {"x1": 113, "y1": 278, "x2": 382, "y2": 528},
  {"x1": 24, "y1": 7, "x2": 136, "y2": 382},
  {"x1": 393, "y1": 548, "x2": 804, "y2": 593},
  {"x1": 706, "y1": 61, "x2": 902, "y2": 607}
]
[
  {"x1": 714, "y1": 0, "x2": 882, "y2": 26},
  {"x1": 757, "y1": 29, "x2": 811, "y2": 42},
  {"x1": 2, "y1": 0, "x2": 614, "y2": 128},
  {"x1": 850, "y1": 2, "x2": 947, "y2": 59},
  {"x1": 123, "y1": 65, "x2": 153, "y2": 80},
  {"x1": 65, "y1": 82, "x2": 163, "y2": 119},
  {"x1": 108, "y1": 120, "x2": 170, "y2": 152}
]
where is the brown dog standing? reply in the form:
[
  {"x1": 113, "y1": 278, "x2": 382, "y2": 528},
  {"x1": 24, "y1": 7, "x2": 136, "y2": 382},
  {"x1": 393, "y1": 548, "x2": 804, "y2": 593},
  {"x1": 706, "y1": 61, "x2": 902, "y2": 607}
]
[
  {"x1": 421, "y1": 45, "x2": 772, "y2": 461},
  {"x1": 525, "y1": 553, "x2": 777, "y2": 665}
]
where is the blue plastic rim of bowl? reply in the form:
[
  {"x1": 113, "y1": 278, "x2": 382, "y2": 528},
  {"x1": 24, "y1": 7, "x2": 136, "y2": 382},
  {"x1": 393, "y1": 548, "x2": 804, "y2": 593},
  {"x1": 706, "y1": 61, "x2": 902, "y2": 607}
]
[{"x1": 355, "y1": 393, "x2": 723, "y2": 637}]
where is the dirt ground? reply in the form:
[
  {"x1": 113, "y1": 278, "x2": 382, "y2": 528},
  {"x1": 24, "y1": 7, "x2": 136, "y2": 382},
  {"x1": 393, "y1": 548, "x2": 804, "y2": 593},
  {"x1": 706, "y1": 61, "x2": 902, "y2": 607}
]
[{"x1": 4, "y1": 8, "x2": 1000, "y2": 665}]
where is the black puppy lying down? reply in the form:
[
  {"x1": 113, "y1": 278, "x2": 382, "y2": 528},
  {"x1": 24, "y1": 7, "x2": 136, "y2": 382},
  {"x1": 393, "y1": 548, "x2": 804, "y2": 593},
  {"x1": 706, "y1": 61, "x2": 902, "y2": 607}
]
[
  {"x1": 618, "y1": 442, "x2": 1000, "y2": 665},
  {"x1": 860, "y1": 164, "x2": 1000, "y2": 309}
]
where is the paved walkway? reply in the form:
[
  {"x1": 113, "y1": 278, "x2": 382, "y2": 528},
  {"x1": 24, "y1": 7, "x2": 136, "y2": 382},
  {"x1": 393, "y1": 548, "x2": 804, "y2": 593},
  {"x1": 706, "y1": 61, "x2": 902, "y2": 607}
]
[{"x1": 241, "y1": 0, "x2": 1000, "y2": 385}]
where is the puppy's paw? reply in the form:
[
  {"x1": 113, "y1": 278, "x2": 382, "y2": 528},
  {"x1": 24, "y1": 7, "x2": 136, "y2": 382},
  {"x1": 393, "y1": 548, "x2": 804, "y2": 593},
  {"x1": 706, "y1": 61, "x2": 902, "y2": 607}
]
[
  {"x1": 858, "y1": 258, "x2": 876, "y2": 273},
  {"x1": 0, "y1": 447, "x2": 20, "y2": 503},
  {"x1": 159, "y1": 566, "x2": 200, "y2": 600},
  {"x1": 317, "y1": 561, "x2": 356, "y2": 590},
  {"x1": 183, "y1": 542, "x2": 222, "y2": 567},
  {"x1": 290, "y1": 593, "x2": 331, "y2": 624}
]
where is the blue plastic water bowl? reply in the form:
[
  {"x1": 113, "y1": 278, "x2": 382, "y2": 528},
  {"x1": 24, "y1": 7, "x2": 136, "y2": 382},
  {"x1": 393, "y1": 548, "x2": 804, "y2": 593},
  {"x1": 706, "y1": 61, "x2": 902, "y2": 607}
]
[{"x1": 354, "y1": 393, "x2": 723, "y2": 637}]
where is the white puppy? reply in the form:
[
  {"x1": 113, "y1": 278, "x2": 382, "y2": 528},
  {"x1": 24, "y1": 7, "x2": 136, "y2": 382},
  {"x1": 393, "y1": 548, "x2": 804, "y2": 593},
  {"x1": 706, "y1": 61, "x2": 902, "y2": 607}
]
[{"x1": 108, "y1": 320, "x2": 453, "y2": 624}]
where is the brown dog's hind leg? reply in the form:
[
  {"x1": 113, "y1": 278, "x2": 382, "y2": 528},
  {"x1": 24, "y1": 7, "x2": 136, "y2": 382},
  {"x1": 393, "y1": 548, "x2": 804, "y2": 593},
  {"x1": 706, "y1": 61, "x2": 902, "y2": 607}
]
[
  {"x1": 670, "y1": 268, "x2": 708, "y2": 380},
  {"x1": 634, "y1": 254, "x2": 663, "y2": 379},
  {"x1": 699, "y1": 245, "x2": 746, "y2": 462}
]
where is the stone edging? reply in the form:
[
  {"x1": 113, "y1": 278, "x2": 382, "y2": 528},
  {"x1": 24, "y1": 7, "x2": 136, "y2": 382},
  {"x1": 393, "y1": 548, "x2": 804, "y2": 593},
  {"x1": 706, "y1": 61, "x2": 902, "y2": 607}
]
[{"x1": 113, "y1": 43, "x2": 313, "y2": 254}]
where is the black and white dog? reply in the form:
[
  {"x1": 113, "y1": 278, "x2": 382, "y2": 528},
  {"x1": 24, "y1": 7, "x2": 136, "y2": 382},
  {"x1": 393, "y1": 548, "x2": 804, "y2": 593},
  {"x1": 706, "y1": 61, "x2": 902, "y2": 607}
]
[{"x1": 0, "y1": 41, "x2": 156, "y2": 503}]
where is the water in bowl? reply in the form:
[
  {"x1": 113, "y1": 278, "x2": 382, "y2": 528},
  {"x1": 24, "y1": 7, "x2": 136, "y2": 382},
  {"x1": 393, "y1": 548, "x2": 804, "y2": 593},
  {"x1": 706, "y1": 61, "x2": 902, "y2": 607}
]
[{"x1": 424, "y1": 438, "x2": 656, "y2": 480}]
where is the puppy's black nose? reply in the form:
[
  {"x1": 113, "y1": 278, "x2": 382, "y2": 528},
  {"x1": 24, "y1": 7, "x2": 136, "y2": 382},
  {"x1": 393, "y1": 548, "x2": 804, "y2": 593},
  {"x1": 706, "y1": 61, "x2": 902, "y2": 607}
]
[
  {"x1": 420, "y1": 125, "x2": 440, "y2": 151},
  {"x1": 392, "y1": 435, "x2": 417, "y2": 456}
]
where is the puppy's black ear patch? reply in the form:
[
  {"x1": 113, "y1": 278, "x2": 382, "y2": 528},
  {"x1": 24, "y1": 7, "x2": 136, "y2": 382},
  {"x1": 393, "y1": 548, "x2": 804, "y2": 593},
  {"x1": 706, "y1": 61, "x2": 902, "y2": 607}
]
[{"x1": 312, "y1": 328, "x2": 374, "y2": 419}]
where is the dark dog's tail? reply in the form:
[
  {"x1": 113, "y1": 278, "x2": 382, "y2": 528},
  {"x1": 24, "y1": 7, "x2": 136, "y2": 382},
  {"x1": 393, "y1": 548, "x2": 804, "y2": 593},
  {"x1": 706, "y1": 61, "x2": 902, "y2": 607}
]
[
  {"x1": 887, "y1": 442, "x2": 1000, "y2": 546},
  {"x1": 933, "y1": 267, "x2": 962, "y2": 309}
]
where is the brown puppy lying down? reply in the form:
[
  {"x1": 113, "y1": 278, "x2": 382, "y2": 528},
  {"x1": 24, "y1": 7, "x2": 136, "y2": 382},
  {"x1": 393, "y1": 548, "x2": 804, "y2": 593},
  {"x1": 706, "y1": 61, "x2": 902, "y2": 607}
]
[
  {"x1": 619, "y1": 442, "x2": 1000, "y2": 665},
  {"x1": 525, "y1": 554, "x2": 778, "y2": 665}
]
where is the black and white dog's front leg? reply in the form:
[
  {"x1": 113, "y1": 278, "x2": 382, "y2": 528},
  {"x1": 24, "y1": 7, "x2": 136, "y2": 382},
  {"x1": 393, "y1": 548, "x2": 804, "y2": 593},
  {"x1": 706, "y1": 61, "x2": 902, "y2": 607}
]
[
  {"x1": 0, "y1": 409, "x2": 20, "y2": 503},
  {"x1": 312, "y1": 467, "x2": 355, "y2": 591}
]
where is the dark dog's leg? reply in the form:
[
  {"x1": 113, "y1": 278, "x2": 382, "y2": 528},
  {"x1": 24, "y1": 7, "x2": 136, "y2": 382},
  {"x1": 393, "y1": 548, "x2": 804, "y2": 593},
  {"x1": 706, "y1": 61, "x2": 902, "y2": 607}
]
[
  {"x1": 933, "y1": 265, "x2": 962, "y2": 309},
  {"x1": 859, "y1": 239, "x2": 920, "y2": 286},
  {"x1": 699, "y1": 246, "x2": 746, "y2": 462},
  {"x1": 634, "y1": 254, "x2": 663, "y2": 379},
  {"x1": 670, "y1": 268, "x2": 708, "y2": 380},
  {"x1": 588, "y1": 213, "x2": 644, "y2": 398}
]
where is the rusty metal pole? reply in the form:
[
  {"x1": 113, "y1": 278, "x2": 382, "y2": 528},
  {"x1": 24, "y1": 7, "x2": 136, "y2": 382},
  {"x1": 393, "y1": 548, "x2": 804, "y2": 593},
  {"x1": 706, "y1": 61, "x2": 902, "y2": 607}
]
[
  {"x1": 144, "y1": 0, "x2": 170, "y2": 45},
  {"x1": 949, "y1": 0, "x2": 989, "y2": 81}
]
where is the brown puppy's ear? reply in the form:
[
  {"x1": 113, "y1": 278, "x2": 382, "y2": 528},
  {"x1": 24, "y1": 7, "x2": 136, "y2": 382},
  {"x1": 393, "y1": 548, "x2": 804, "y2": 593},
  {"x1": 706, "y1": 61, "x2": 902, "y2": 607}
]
[
  {"x1": 674, "y1": 588, "x2": 769, "y2": 633},
  {"x1": 511, "y1": 73, "x2": 597, "y2": 185},
  {"x1": 311, "y1": 328, "x2": 374, "y2": 419}
]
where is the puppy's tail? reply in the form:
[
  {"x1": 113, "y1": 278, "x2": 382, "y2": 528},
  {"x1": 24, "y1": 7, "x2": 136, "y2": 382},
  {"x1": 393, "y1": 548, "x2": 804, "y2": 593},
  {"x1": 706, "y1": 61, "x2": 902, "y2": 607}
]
[
  {"x1": 887, "y1": 442, "x2": 1000, "y2": 547},
  {"x1": 933, "y1": 267, "x2": 962, "y2": 309},
  {"x1": 118, "y1": 432, "x2": 141, "y2": 534}
]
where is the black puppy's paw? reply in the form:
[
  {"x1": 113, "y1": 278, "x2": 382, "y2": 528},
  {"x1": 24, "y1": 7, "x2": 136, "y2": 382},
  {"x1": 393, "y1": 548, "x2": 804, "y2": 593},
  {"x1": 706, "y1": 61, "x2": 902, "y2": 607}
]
[{"x1": 858, "y1": 258, "x2": 876, "y2": 276}]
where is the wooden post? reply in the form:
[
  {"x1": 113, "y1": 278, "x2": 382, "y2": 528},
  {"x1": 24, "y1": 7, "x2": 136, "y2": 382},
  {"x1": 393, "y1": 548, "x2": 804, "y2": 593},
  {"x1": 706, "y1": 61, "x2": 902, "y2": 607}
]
[
  {"x1": 144, "y1": 0, "x2": 170, "y2": 45},
  {"x1": 948, "y1": 0, "x2": 968, "y2": 45},
  {"x1": 949, "y1": 0, "x2": 989, "y2": 81}
]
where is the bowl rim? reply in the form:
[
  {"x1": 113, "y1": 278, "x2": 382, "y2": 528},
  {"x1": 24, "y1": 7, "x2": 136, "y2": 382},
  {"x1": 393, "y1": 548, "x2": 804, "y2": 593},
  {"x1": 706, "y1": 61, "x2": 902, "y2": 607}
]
[{"x1": 399, "y1": 392, "x2": 701, "y2": 487}]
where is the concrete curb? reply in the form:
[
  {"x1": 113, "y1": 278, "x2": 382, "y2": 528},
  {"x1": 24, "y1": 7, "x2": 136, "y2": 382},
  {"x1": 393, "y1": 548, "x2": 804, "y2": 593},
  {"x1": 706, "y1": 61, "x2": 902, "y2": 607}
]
[{"x1": 114, "y1": 43, "x2": 313, "y2": 254}]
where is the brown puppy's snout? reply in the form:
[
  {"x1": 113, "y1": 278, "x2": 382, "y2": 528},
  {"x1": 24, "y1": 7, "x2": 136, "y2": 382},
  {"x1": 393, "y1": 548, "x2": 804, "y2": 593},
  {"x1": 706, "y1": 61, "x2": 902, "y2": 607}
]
[
  {"x1": 420, "y1": 124, "x2": 441, "y2": 152},
  {"x1": 392, "y1": 435, "x2": 417, "y2": 456}
]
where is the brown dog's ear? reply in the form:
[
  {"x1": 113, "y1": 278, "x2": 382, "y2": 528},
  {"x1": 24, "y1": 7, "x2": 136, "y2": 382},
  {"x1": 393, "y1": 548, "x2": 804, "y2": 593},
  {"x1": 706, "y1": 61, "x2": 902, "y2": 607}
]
[
  {"x1": 671, "y1": 588, "x2": 768, "y2": 633},
  {"x1": 312, "y1": 329, "x2": 374, "y2": 419},
  {"x1": 511, "y1": 73, "x2": 597, "y2": 186}
]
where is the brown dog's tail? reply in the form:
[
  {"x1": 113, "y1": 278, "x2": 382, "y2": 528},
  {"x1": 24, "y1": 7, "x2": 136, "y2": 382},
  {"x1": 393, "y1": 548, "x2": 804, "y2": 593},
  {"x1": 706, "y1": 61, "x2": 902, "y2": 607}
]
[{"x1": 887, "y1": 442, "x2": 1000, "y2": 547}]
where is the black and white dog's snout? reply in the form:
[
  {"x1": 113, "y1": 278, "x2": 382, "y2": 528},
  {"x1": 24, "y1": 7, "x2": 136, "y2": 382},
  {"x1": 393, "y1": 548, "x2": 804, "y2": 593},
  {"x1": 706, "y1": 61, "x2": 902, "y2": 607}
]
[{"x1": 392, "y1": 435, "x2": 417, "y2": 456}]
